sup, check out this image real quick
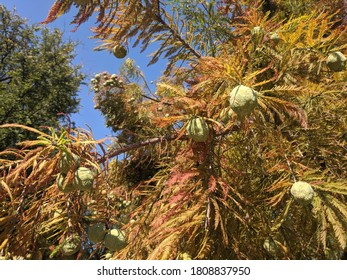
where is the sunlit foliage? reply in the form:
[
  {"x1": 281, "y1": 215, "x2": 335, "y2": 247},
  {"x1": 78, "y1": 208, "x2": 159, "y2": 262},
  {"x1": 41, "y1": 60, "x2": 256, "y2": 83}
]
[{"x1": 1, "y1": 0, "x2": 346, "y2": 259}]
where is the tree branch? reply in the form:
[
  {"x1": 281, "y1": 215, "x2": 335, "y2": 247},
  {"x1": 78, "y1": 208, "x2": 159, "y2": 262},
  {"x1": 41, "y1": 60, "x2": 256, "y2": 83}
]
[
  {"x1": 153, "y1": 13, "x2": 202, "y2": 59},
  {"x1": 141, "y1": 2, "x2": 202, "y2": 59},
  {"x1": 97, "y1": 124, "x2": 240, "y2": 163}
]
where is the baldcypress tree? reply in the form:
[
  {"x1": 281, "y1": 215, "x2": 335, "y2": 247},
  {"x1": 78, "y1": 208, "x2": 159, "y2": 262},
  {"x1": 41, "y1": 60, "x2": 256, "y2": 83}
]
[{"x1": 0, "y1": 0, "x2": 346, "y2": 260}]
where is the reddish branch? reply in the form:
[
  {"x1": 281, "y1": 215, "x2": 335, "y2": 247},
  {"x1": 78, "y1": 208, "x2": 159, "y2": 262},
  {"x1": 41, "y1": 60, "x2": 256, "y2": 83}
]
[
  {"x1": 97, "y1": 134, "x2": 182, "y2": 163},
  {"x1": 98, "y1": 124, "x2": 240, "y2": 163}
]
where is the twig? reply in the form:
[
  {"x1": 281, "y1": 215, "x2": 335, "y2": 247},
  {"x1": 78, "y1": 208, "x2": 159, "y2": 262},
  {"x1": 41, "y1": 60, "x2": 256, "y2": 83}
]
[
  {"x1": 284, "y1": 153, "x2": 296, "y2": 182},
  {"x1": 97, "y1": 124, "x2": 240, "y2": 163},
  {"x1": 97, "y1": 134, "x2": 182, "y2": 163},
  {"x1": 140, "y1": 2, "x2": 202, "y2": 59}
]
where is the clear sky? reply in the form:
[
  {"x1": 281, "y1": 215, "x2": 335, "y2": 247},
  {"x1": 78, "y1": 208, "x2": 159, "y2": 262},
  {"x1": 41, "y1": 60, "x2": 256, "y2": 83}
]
[{"x1": 2, "y1": 0, "x2": 164, "y2": 146}]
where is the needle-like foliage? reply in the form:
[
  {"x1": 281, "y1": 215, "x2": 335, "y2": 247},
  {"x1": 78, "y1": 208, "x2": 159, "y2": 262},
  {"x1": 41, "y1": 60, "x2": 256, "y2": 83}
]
[{"x1": 1, "y1": 0, "x2": 346, "y2": 259}]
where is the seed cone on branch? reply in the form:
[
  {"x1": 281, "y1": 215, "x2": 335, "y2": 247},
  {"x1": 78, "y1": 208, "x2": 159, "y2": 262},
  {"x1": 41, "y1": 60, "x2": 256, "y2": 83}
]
[
  {"x1": 186, "y1": 117, "x2": 210, "y2": 142},
  {"x1": 290, "y1": 181, "x2": 315, "y2": 203},
  {"x1": 229, "y1": 85, "x2": 258, "y2": 118}
]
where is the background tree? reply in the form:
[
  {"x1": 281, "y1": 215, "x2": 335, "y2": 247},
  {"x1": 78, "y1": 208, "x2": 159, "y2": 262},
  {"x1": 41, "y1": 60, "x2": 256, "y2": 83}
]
[
  {"x1": 0, "y1": 4, "x2": 84, "y2": 151},
  {"x1": 0, "y1": 0, "x2": 346, "y2": 260}
]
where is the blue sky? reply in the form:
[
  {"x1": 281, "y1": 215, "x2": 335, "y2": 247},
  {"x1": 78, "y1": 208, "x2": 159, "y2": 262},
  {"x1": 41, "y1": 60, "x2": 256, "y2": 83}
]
[{"x1": 2, "y1": 0, "x2": 164, "y2": 145}]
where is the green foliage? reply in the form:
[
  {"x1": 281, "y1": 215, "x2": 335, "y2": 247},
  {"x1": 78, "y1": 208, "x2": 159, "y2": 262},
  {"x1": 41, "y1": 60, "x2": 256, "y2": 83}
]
[
  {"x1": 1, "y1": 0, "x2": 347, "y2": 260},
  {"x1": 0, "y1": 5, "x2": 83, "y2": 150}
]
